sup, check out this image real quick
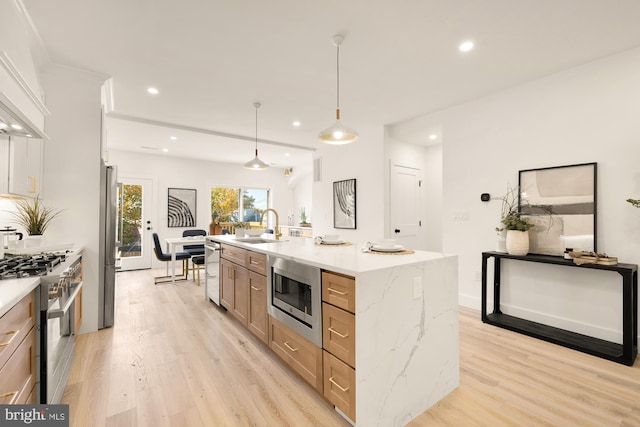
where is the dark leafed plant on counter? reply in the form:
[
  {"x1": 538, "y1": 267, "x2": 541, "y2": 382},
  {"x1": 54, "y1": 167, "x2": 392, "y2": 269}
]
[{"x1": 10, "y1": 195, "x2": 63, "y2": 235}]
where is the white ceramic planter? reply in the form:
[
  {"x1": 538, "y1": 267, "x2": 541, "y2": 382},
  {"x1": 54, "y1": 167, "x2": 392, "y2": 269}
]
[{"x1": 506, "y1": 230, "x2": 529, "y2": 255}]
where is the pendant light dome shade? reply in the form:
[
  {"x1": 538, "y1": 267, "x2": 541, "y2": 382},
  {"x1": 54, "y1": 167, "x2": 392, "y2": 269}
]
[
  {"x1": 244, "y1": 102, "x2": 269, "y2": 170},
  {"x1": 318, "y1": 35, "x2": 359, "y2": 145}
]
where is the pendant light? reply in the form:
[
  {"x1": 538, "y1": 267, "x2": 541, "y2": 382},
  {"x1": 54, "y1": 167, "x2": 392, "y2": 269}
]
[
  {"x1": 243, "y1": 102, "x2": 269, "y2": 170},
  {"x1": 318, "y1": 35, "x2": 359, "y2": 145}
]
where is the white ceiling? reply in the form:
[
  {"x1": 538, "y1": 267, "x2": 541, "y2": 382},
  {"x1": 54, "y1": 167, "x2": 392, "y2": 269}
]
[{"x1": 22, "y1": 0, "x2": 640, "y2": 172}]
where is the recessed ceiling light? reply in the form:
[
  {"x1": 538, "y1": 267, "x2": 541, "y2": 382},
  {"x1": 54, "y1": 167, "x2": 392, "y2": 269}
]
[
  {"x1": 169, "y1": 136, "x2": 177, "y2": 140},
  {"x1": 10, "y1": 123, "x2": 22, "y2": 130},
  {"x1": 292, "y1": 121, "x2": 301, "y2": 127},
  {"x1": 147, "y1": 87, "x2": 159, "y2": 95},
  {"x1": 459, "y1": 40, "x2": 474, "y2": 52},
  {"x1": 284, "y1": 152, "x2": 290, "y2": 157},
  {"x1": 162, "y1": 148, "x2": 169, "y2": 152},
  {"x1": 429, "y1": 134, "x2": 438, "y2": 140}
]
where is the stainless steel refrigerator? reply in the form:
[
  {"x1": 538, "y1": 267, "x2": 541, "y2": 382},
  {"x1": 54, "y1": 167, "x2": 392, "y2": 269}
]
[{"x1": 98, "y1": 161, "x2": 118, "y2": 329}]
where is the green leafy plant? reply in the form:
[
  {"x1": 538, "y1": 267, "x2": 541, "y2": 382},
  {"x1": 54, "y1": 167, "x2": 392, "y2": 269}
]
[
  {"x1": 627, "y1": 198, "x2": 640, "y2": 208},
  {"x1": 233, "y1": 221, "x2": 248, "y2": 229},
  {"x1": 496, "y1": 185, "x2": 534, "y2": 232},
  {"x1": 299, "y1": 207, "x2": 309, "y2": 224},
  {"x1": 10, "y1": 196, "x2": 63, "y2": 235}
]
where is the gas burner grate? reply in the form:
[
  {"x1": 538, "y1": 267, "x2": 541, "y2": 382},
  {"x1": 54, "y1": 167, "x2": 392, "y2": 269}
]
[{"x1": 0, "y1": 253, "x2": 67, "y2": 280}]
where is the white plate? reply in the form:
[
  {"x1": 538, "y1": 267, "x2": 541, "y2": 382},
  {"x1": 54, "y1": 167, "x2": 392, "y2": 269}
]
[
  {"x1": 322, "y1": 239, "x2": 344, "y2": 245},
  {"x1": 371, "y1": 244, "x2": 405, "y2": 252}
]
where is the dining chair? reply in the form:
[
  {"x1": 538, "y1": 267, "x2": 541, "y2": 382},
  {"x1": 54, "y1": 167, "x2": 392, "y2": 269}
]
[
  {"x1": 182, "y1": 229, "x2": 207, "y2": 256},
  {"x1": 152, "y1": 232, "x2": 191, "y2": 284},
  {"x1": 191, "y1": 255, "x2": 205, "y2": 286}
]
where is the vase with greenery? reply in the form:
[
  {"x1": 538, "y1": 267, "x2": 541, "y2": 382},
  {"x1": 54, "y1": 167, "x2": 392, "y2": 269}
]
[
  {"x1": 496, "y1": 186, "x2": 533, "y2": 255},
  {"x1": 10, "y1": 196, "x2": 62, "y2": 236},
  {"x1": 299, "y1": 207, "x2": 310, "y2": 227}
]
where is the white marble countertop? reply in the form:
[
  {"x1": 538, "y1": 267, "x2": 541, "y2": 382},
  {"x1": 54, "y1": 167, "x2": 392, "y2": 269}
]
[
  {"x1": 0, "y1": 276, "x2": 40, "y2": 318},
  {"x1": 207, "y1": 234, "x2": 452, "y2": 276}
]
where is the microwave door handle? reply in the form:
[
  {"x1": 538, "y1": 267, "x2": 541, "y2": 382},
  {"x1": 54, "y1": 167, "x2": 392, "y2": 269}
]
[{"x1": 48, "y1": 281, "x2": 83, "y2": 319}]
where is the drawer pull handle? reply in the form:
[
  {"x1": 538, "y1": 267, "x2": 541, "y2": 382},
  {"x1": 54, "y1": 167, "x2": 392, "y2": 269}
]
[
  {"x1": 0, "y1": 330, "x2": 18, "y2": 347},
  {"x1": 250, "y1": 260, "x2": 259, "y2": 265},
  {"x1": 251, "y1": 285, "x2": 261, "y2": 291},
  {"x1": 284, "y1": 341, "x2": 298, "y2": 352},
  {"x1": 328, "y1": 327, "x2": 349, "y2": 338},
  {"x1": 327, "y1": 287, "x2": 347, "y2": 296},
  {"x1": 0, "y1": 391, "x2": 18, "y2": 404},
  {"x1": 228, "y1": 267, "x2": 235, "y2": 280},
  {"x1": 329, "y1": 377, "x2": 350, "y2": 392}
]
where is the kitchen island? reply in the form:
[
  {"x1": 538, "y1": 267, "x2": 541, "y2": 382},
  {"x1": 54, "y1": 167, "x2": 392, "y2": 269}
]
[{"x1": 208, "y1": 234, "x2": 459, "y2": 426}]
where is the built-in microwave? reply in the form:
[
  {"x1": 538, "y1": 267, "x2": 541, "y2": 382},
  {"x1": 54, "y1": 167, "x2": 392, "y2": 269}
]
[{"x1": 267, "y1": 256, "x2": 322, "y2": 347}]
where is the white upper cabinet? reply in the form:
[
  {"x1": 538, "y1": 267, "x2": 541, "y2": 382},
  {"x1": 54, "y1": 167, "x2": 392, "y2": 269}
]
[
  {"x1": 8, "y1": 136, "x2": 42, "y2": 197},
  {"x1": 0, "y1": 135, "x2": 8, "y2": 193}
]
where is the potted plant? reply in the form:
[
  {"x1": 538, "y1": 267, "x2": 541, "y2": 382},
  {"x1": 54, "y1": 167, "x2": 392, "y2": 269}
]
[
  {"x1": 10, "y1": 195, "x2": 62, "y2": 247},
  {"x1": 496, "y1": 186, "x2": 533, "y2": 255},
  {"x1": 233, "y1": 221, "x2": 248, "y2": 237},
  {"x1": 299, "y1": 207, "x2": 311, "y2": 227}
]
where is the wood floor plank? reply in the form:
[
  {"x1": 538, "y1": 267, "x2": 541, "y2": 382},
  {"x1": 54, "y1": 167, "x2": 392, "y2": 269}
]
[{"x1": 62, "y1": 270, "x2": 640, "y2": 426}]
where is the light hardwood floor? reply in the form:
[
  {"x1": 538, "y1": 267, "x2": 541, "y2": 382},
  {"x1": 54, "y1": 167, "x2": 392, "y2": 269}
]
[{"x1": 63, "y1": 269, "x2": 640, "y2": 426}]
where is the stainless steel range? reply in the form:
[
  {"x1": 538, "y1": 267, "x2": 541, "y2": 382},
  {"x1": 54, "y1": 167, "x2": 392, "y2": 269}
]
[
  {"x1": 39, "y1": 252, "x2": 83, "y2": 404},
  {"x1": 0, "y1": 251, "x2": 83, "y2": 404}
]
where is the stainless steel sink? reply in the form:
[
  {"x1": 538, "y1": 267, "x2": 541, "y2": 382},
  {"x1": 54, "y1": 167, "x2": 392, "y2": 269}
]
[{"x1": 234, "y1": 238, "x2": 287, "y2": 244}]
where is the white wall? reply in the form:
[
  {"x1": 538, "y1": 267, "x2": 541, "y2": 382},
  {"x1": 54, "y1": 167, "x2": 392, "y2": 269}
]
[
  {"x1": 290, "y1": 172, "x2": 312, "y2": 226},
  {"x1": 41, "y1": 64, "x2": 106, "y2": 334},
  {"x1": 108, "y1": 149, "x2": 296, "y2": 268},
  {"x1": 408, "y1": 47, "x2": 640, "y2": 343},
  {"x1": 312, "y1": 125, "x2": 385, "y2": 243}
]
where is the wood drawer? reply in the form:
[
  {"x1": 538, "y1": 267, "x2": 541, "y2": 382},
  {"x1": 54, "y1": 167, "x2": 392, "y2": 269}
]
[
  {"x1": 220, "y1": 244, "x2": 248, "y2": 267},
  {"x1": 269, "y1": 316, "x2": 323, "y2": 393},
  {"x1": 323, "y1": 350, "x2": 356, "y2": 422},
  {"x1": 322, "y1": 303, "x2": 355, "y2": 368},
  {"x1": 0, "y1": 290, "x2": 35, "y2": 371},
  {"x1": 0, "y1": 327, "x2": 36, "y2": 405},
  {"x1": 246, "y1": 251, "x2": 267, "y2": 275},
  {"x1": 322, "y1": 271, "x2": 355, "y2": 314}
]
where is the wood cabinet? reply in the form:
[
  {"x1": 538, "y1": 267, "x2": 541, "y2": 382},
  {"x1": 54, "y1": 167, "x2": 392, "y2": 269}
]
[
  {"x1": 248, "y1": 271, "x2": 268, "y2": 344},
  {"x1": 322, "y1": 271, "x2": 356, "y2": 421},
  {"x1": 74, "y1": 286, "x2": 83, "y2": 334},
  {"x1": 220, "y1": 244, "x2": 268, "y2": 342},
  {"x1": 269, "y1": 316, "x2": 323, "y2": 393},
  {"x1": 0, "y1": 290, "x2": 36, "y2": 404},
  {"x1": 8, "y1": 136, "x2": 43, "y2": 197},
  {"x1": 220, "y1": 257, "x2": 248, "y2": 326}
]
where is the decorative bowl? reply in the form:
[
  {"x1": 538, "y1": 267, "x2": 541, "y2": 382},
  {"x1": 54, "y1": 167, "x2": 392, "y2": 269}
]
[{"x1": 245, "y1": 229, "x2": 265, "y2": 237}]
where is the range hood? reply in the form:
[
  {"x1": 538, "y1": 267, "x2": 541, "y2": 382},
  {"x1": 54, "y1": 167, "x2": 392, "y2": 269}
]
[{"x1": 0, "y1": 92, "x2": 48, "y2": 140}]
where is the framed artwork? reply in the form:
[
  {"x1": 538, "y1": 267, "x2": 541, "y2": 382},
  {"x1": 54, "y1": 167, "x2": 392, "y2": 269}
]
[
  {"x1": 519, "y1": 162, "x2": 597, "y2": 256},
  {"x1": 168, "y1": 188, "x2": 197, "y2": 227},
  {"x1": 333, "y1": 179, "x2": 356, "y2": 229}
]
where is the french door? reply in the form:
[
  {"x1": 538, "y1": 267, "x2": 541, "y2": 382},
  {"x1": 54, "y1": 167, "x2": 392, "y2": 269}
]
[{"x1": 117, "y1": 177, "x2": 153, "y2": 271}]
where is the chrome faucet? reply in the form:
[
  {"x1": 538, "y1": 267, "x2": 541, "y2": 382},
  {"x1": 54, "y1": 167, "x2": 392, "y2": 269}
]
[{"x1": 260, "y1": 208, "x2": 282, "y2": 240}]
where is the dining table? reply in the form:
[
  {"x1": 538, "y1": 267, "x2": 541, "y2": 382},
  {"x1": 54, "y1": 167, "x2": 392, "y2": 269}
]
[{"x1": 164, "y1": 235, "x2": 206, "y2": 283}]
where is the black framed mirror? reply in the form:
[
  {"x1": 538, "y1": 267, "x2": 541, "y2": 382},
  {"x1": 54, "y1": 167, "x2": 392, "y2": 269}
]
[{"x1": 518, "y1": 162, "x2": 597, "y2": 256}]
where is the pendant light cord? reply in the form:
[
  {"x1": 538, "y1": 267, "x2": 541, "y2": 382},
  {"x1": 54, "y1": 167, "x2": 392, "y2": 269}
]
[
  {"x1": 336, "y1": 43, "x2": 340, "y2": 111},
  {"x1": 255, "y1": 103, "x2": 259, "y2": 154}
]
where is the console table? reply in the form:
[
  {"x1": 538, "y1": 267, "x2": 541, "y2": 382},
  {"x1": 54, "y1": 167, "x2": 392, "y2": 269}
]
[{"x1": 481, "y1": 251, "x2": 637, "y2": 366}]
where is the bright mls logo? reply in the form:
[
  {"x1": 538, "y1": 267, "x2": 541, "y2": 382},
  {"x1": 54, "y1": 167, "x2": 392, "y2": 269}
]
[{"x1": 0, "y1": 405, "x2": 68, "y2": 426}]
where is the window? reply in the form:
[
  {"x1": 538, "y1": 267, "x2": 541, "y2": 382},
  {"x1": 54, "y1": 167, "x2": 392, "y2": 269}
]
[{"x1": 211, "y1": 186, "x2": 269, "y2": 225}]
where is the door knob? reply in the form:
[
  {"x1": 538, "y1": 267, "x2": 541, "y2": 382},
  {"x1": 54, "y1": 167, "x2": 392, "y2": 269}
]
[
  {"x1": 394, "y1": 229, "x2": 400, "y2": 233},
  {"x1": 146, "y1": 227, "x2": 152, "y2": 230}
]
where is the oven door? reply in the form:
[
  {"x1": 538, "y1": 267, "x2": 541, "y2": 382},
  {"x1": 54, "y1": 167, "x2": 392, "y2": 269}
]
[{"x1": 43, "y1": 281, "x2": 83, "y2": 404}]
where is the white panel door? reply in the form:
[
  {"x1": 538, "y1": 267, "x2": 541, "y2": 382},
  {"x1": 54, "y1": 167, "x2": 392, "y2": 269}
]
[
  {"x1": 390, "y1": 164, "x2": 421, "y2": 248},
  {"x1": 117, "y1": 178, "x2": 153, "y2": 271}
]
